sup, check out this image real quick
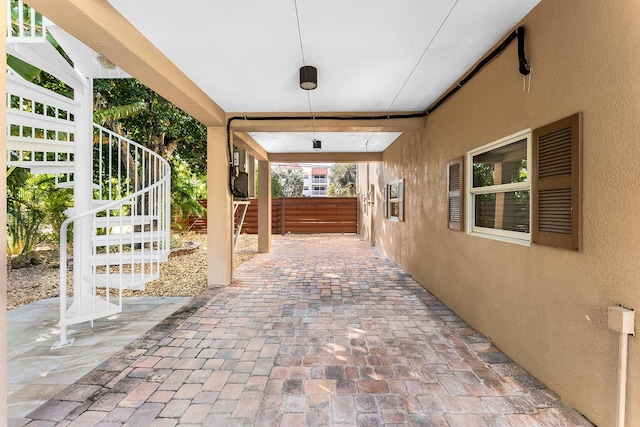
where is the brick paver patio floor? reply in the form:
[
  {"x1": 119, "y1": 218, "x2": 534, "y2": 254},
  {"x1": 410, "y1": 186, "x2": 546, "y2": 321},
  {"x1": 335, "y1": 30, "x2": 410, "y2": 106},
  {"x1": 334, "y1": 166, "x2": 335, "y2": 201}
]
[{"x1": 21, "y1": 234, "x2": 592, "y2": 426}]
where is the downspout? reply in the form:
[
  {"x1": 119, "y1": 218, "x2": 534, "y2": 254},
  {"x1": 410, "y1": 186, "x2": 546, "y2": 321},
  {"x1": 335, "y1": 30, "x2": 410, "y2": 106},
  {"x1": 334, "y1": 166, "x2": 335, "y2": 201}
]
[
  {"x1": 617, "y1": 331, "x2": 629, "y2": 427},
  {"x1": 608, "y1": 305, "x2": 635, "y2": 427}
]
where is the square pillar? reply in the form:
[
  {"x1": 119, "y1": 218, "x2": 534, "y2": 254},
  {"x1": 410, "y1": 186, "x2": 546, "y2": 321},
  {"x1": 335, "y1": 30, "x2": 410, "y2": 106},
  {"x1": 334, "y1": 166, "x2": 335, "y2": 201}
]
[
  {"x1": 258, "y1": 160, "x2": 272, "y2": 253},
  {"x1": 207, "y1": 126, "x2": 233, "y2": 285},
  {"x1": 247, "y1": 154, "x2": 256, "y2": 198},
  {"x1": 73, "y1": 82, "x2": 94, "y2": 299}
]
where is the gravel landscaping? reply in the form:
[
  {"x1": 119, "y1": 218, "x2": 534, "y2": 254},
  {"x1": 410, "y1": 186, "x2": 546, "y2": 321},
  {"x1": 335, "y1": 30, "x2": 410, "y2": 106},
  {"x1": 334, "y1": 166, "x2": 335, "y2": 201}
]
[{"x1": 6, "y1": 232, "x2": 264, "y2": 310}]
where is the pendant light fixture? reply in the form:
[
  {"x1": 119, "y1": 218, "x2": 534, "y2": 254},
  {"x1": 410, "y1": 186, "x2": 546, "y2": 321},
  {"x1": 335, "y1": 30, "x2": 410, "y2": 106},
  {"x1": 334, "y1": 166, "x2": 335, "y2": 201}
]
[
  {"x1": 299, "y1": 66, "x2": 318, "y2": 90},
  {"x1": 312, "y1": 139, "x2": 321, "y2": 151}
]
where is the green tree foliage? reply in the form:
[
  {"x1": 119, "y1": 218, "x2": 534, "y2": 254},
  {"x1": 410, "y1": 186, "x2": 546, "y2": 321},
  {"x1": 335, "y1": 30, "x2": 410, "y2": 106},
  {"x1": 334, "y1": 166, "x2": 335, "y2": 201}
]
[
  {"x1": 8, "y1": 55, "x2": 40, "y2": 81},
  {"x1": 253, "y1": 163, "x2": 284, "y2": 198},
  {"x1": 94, "y1": 79, "x2": 207, "y2": 171},
  {"x1": 93, "y1": 101, "x2": 147, "y2": 125},
  {"x1": 329, "y1": 163, "x2": 356, "y2": 197},
  {"x1": 171, "y1": 159, "x2": 207, "y2": 229},
  {"x1": 7, "y1": 168, "x2": 44, "y2": 256},
  {"x1": 272, "y1": 176, "x2": 284, "y2": 198},
  {"x1": 94, "y1": 79, "x2": 208, "y2": 228},
  {"x1": 272, "y1": 167, "x2": 304, "y2": 197},
  {"x1": 6, "y1": 169, "x2": 73, "y2": 256},
  {"x1": 7, "y1": 55, "x2": 74, "y2": 98}
]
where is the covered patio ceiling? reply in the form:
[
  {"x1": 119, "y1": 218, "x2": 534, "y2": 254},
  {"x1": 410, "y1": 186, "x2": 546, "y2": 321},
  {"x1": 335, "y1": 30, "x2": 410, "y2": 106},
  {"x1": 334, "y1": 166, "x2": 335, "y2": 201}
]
[{"x1": 30, "y1": 0, "x2": 541, "y2": 158}]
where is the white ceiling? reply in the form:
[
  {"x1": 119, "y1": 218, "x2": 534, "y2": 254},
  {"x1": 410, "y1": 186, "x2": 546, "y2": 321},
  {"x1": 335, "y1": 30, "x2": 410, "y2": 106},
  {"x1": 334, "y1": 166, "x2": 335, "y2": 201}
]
[
  {"x1": 106, "y1": 0, "x2": 540, "y2": 154},
  {"x1": 248, "y1": 131, "x2": 402, "y2": 154}
]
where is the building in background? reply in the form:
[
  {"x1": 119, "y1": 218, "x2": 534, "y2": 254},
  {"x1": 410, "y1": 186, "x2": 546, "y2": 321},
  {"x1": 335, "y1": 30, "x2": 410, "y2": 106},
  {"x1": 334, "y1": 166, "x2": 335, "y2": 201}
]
[
  {"x1": 306, "y1": 167, "x2": 328, "y2": 197},
  {"x1": 272, "y1": 164, "x2": 330, "y2": 197}
]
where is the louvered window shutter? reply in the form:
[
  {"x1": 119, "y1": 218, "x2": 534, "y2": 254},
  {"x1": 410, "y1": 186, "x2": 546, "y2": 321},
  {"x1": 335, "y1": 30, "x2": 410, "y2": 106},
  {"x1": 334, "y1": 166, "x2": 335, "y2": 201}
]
[
  {"x1": 532, "y1": 113, "x2": 582, "y2": 250},
  {"x1": 447, "y1": 158, "x2": 463, "y2": 231},
  {"x1": 398, "y1": 178, "x2": 405, "y2": 222}
]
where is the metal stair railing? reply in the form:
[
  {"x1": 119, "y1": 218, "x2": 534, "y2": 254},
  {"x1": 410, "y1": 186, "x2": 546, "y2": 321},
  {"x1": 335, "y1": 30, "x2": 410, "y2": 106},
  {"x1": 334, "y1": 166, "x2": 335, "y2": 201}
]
[
  {"x1": 56, "y1": 124, "x2": 171, "y2": 348},
  {"x1": 5, "y1": 2, "x2": 172, "y2": 348}
]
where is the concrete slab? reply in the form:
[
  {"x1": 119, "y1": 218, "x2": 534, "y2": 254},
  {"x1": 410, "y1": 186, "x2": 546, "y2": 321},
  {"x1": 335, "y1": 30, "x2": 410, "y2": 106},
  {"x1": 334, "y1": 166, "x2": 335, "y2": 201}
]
[{"x1": 7, "y1": 296, "x2": 190, "y2": 421}]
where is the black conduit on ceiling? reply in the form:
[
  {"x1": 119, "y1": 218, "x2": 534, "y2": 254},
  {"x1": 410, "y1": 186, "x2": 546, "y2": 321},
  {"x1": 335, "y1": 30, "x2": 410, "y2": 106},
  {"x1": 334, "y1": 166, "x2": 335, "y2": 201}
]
[{"x1": 226, "y1": 26, "x2": 530, "y2": 197}]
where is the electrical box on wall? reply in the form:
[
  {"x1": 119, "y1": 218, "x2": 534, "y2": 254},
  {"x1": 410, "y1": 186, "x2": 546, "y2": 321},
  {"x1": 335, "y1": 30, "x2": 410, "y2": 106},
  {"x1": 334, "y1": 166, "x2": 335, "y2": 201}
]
[
  {"x1": 608, "y1": 306, "x2": 635, "y2": 335},
  {"x1": 233, "y1": 172, "x2": 249, "y2": 199}
]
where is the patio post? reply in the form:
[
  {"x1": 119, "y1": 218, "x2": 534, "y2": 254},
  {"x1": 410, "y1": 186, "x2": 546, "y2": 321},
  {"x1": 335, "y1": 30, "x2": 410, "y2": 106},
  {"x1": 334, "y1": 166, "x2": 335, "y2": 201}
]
[
  {"x1": 258, "y1": 160, "x2": 272, "y2": 253},
  {"x1": 71, "y1": 80, "x2": 94, "y2": 308},
  {"x1": 207, "y1": 126, "x2": 233, "y2": 285},
  {"x1": 247, "y1": 154, "x2": 255, "y2": 198}
]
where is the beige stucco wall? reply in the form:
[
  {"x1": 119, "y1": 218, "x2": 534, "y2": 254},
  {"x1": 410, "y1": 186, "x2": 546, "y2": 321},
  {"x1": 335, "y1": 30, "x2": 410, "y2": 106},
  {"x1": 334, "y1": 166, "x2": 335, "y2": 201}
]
[
  {"x1": 356, "y1": 161, "x2": 383, "y2": 245},
  {"x1": 365, "y1": 1, "x2": 640, "y2": 425}
]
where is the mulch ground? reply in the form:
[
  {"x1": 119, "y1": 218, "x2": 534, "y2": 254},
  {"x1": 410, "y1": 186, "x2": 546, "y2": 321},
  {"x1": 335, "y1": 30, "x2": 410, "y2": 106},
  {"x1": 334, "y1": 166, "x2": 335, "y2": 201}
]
[{"x1": 6, "y1": 232, "x2": 265, "y2": 310}]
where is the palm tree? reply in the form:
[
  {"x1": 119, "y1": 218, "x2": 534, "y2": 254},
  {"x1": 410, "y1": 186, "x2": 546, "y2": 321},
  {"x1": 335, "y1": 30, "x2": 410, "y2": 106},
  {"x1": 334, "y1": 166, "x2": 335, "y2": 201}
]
[{"x1": 328, "y1": 163, "x2": 356, "y2": 197}]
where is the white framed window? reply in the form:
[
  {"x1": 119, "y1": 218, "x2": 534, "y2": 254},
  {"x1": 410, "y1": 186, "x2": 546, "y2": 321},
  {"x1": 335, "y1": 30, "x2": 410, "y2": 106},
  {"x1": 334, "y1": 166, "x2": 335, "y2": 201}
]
[
  {"x1": 312, "y1": 185, "x2": 327, "y2": 196},
  {"x1": 385, "y1": 178, "x2": 404, "y2": 221},
  {"x1": 467, "y1": 129, "x2": 531, "y2": 244}
]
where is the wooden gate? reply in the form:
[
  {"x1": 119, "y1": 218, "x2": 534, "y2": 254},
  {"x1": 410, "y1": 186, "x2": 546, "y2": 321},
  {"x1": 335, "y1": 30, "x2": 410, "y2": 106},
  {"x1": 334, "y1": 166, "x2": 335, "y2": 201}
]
[{"x1": 279, "y1": 197, "x2": 357, "y2": 234}]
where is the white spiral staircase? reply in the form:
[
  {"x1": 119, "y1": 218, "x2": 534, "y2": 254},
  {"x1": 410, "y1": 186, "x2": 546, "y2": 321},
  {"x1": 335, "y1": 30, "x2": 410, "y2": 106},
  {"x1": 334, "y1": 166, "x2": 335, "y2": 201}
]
[{"x1": 6, "y1": 1, "x2": 171, "y2": 348}]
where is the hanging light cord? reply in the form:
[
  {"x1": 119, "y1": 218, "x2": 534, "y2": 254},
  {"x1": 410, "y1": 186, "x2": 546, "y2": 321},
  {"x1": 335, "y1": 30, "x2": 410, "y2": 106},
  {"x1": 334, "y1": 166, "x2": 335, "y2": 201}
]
[
  {"x1": 389, "y1": 0, "x2": 460, "y2": 115},
  {"x1": 293, "y1": 0, "x2": 316, "y2": 141},
  {"x1": 364, "y1": 0, "x2": 459, "y2": 152}
]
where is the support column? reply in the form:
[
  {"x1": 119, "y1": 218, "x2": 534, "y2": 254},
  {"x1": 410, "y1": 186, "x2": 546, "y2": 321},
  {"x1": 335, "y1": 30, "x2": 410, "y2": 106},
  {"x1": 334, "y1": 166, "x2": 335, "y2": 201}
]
[
  {"x1": 207, "y1": 126, "x2": 233, "y2": 285},
  {"x1": 258, "y1": 160, "x2": 272, "y2": 253},
  {"x1": 367, "y1": 164, "x2": 375, "y2": 245},
  {"x1": 247, "y1": 154, "x2": 256, "y2": 198},
  {"x1": 73, "y1": 80, "x2": 94, "y2": 301}
]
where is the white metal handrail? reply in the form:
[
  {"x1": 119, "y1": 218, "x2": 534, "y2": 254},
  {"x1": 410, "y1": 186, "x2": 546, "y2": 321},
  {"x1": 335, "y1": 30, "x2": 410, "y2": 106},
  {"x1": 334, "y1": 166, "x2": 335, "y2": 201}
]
[
  {"x1": 5, "y1": 4, "x2": 172, "y2": 349},
  {"x1": 58, "y1": 171, "x2": 170, "y2": 340},
  {"x1": 56, "y1": 124, "x2": 171, "y2": 347}
]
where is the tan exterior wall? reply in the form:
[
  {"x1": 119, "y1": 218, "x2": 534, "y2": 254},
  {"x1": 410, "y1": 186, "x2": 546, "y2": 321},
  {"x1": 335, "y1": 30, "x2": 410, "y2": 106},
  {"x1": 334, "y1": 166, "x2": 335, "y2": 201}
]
[
  {"x1": 366, "y1": 1, "x2": 640, "y2": 425},
  {"x1": 356, "y1": 162, "x2": 382, "y2": 246}
]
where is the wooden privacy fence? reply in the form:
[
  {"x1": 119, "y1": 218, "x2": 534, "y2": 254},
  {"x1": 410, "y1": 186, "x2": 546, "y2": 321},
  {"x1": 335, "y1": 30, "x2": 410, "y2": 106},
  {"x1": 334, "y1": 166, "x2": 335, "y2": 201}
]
[
  {"x1": 184, "y1": 200, "x2": 208, "y2": 233},
  {"x1": 186, "y1": 197, "x2": 357, "y2": 234}
]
